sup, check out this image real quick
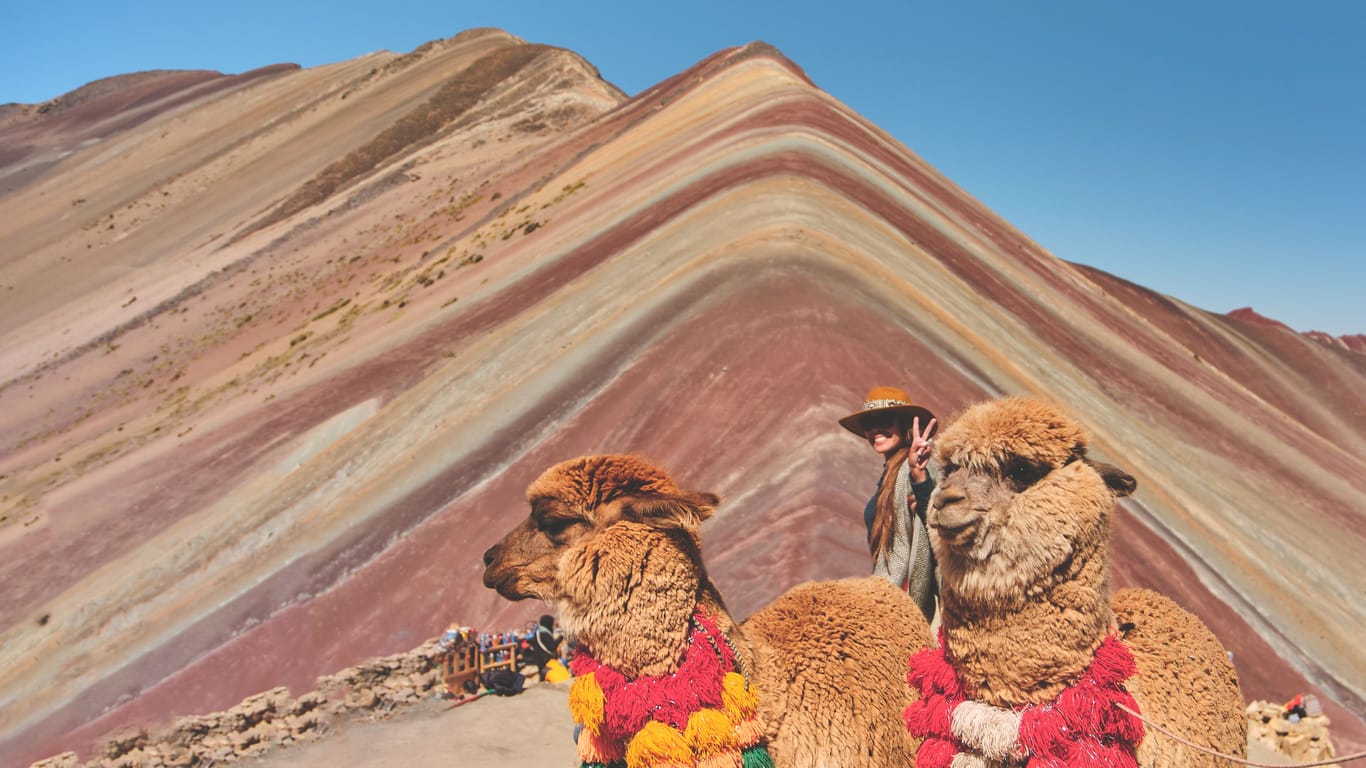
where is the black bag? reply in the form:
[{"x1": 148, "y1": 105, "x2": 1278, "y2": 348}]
[{"x1": 479, "y1": 669, "x2": 526, "y2": 696}]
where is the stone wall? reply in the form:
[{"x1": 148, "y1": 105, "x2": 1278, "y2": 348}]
[
  {"x1": 1247, "y1": 697, "x2": 1339, "y2": 766},
  {"x1": 32, "y1": 638, "x2": 449, "y2": 768}
]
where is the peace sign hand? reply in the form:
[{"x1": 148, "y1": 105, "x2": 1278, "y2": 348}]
[{"x1": 909, "y1": 416, "x2": 938, "y2": 476}]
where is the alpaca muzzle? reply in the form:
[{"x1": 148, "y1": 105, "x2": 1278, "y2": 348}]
[
  {"x1": 481, "y1": 544, "x2": 523, "y2": 597},
  {"x1": 930, "y1": 502, "x2": 982, "y2": 544}
]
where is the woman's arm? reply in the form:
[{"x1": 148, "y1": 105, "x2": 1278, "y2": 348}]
[
  {"x1": 907, "y1": 416, "x2": 936, "y2": 483},
  {"x1": 911, "y1": 474, "x2": 935, "y2": 524}
]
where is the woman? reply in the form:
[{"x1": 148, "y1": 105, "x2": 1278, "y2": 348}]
[{"x1": 838, "y1": 386, "x2": 939, "y2": 622}]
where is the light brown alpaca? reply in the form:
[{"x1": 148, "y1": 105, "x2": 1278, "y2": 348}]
[
  {"x1": 483, "y1": 454, "x2": 929, "y2": 767},
  {"x1": 925, "y1": 397, "x2": 1245, "y2": 767}
]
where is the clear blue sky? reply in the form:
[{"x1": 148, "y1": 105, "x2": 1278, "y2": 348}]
[{"x1": 4, "y1": 1, "x2": 1362, "y2": 335}]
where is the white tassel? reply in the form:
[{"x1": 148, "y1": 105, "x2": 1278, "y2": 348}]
[{"x1": 950, "y1": 700, "x2": 1022, "y2": 761}]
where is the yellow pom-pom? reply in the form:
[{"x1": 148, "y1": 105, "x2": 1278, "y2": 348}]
[
  {"x1": 686, "y1": 708, "x2": 739, "y2": 756},
  {"x1": 568, "y1": 672, "x2": 604, "y2": 735},
  {"x1": 544, "y1": 658, "x2": 572, "y2": 684},
  {"x1": 733, "y1": 716, "x2": 767, "y2": 748},
  {"x1": 722, "y1": 672, "x2": 759, "y2": 721},
  {"x1": 577, "y1": 727, "x2": 625, "y2": 764},
  {"x1": 626, "y1": 720, "x2": 692, "y2": 768}
]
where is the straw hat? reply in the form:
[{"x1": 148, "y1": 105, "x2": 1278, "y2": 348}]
[{"x1": 838, "y1": 386, "x2": 937, "y2": 436}]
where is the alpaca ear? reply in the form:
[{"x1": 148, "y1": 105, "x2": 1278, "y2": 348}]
[
  {"x1": 1087, "y1": 459, "x2": 1137, "y2": 497},
  {"x1": 619, "y1": 490, "x2": 719, "y2": 530}
]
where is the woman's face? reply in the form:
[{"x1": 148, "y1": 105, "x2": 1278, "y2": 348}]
[{"x1": 862, "y1": 413, "x2": 905, "y2": 456}]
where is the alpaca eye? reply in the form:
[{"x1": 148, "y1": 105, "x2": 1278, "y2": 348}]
[
  {"x1": 540, "y1": 518, "x2": 575, "y2": 538},
  {"x1": 1004, "y1": 458, "x2": 1048, "y2": 490}
]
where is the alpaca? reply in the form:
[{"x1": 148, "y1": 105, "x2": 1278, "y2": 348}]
[
  {"x1": 914, "y1": 397, "x2": 1245, "y2": 767},
  {"x1": 483, "y1": 454, "x2": 929, "y2": 767}
]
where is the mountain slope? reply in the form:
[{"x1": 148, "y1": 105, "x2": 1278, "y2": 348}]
[{"x1": 1, "y1": 33, "x2": 1362, "y2": 766}]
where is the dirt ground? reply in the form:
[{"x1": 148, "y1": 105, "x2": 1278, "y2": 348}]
[
  {"x1": 244, "y1": 681, "x2": 576, "y2": 768},
  {"x1": 236, "y1": 678, "x2": 1305, "y2": 768}
]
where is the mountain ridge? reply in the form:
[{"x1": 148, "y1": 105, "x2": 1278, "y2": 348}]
[{"x1": 1, "y1": 33, "x2": 1361, "y2": 766}]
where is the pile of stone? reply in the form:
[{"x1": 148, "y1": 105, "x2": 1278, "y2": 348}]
[
  {"x1": 31, "y1": 638, "x2": 450, "y2": 768},
  {"x1": 1247, "y1": 695, "x2": 1339, "y2": 766}
]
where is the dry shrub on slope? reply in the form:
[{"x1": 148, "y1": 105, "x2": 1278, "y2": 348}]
[{"x1": 246, "y1": 44, "x2": 550, "y2": 239}]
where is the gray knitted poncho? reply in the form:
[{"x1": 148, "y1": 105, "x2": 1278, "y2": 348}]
[{"x1": 865, "y1": 460, "x2": 937, "y2": 622}]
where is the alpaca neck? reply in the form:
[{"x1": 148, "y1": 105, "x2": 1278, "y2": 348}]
[
  {"x1": 940, "y1": 553, "x2": 1112, "y2": 707},
  {"x1": 576, "y1": 579, "x2": 746, "y2": 679}
]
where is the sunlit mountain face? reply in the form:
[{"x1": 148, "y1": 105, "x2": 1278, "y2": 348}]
[{"x1": 2, "y1": 30, "x2": 1362, "y2": 765}]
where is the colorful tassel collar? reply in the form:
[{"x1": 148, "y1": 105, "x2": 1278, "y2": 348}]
[
  {"x1": 568, "y1": 606, "x2": 774, "y2": 768},
  {"x1": 905, "y1": 630, "x2": 1145, "y2": 768}
]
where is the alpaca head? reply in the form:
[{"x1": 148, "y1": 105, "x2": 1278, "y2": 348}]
[
  {"x1": 482, "y1": 454, "x2": 721, "y2": 675},
  {"x1": 929, "y1": 397, "x2": 1136, "y2": 608}
]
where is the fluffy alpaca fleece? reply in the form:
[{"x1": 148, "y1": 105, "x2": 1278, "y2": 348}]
[
  {"x1": 1112, "y1": 587, "x2": 1247, "y2": 767},
  {"x1": 927, "y1": 397, "x2": 1245, "y2": 766},
  {"x1": 743, "y1": 577, "x2": 929, "y2": 766},
  {"x1": 484, "y1": 454, "x2": 930, "y2": 767}
]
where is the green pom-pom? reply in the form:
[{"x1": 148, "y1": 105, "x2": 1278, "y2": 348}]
[{"x1": 741, "y1": 745, "x2": 775, "y2": 768}]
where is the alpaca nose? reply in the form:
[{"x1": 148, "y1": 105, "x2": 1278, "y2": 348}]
[{"x1": 933, "y1": 485, "x2": 965, "y2": 511}]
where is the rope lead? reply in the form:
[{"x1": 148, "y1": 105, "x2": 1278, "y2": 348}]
[{"x1": 1113, "y1": 702, "x2": 1366, "y2": 767}]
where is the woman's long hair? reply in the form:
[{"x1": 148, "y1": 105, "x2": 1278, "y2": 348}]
[{"x1": 869, "y1": 445, "x2": 911, "y2": 559}]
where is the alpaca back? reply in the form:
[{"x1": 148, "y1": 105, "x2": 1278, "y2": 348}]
[
  {"x1": 1112, "y1": 588, "x2": 1247, "y2": 765},
  {"x1": 741, "y1": 576, "x2": 929, "y2": 767}
]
